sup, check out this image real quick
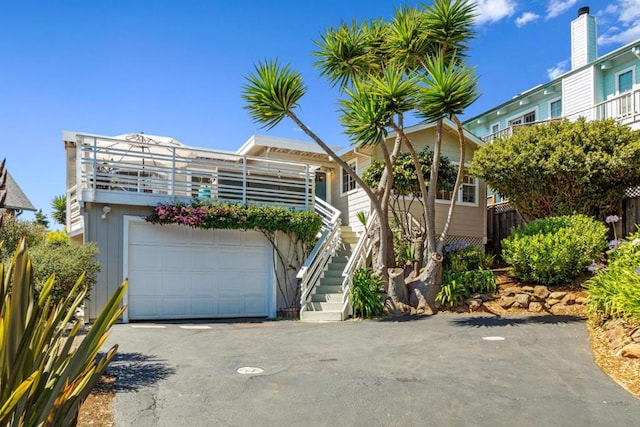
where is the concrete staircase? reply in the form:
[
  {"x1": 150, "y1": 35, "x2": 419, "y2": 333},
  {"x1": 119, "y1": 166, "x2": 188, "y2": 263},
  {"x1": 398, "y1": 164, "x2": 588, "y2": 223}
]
[{"x1": 300, "y1": 226, "x2": 359, "y2": 321}]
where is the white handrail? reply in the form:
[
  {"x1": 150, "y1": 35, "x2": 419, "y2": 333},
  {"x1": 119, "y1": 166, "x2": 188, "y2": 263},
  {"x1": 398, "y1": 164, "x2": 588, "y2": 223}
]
[{"x1": 297, "y1": 197, "x2": 342, "y2": 310}]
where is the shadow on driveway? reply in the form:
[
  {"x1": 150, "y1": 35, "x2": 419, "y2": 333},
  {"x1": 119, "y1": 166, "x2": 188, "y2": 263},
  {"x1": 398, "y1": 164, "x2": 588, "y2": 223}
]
[
  {"x1": 449, "y1": 314, "x2": 585, "y2": 328},
  {"x1": 105, "y1": 352, "x2": 176, "y2": 392}
]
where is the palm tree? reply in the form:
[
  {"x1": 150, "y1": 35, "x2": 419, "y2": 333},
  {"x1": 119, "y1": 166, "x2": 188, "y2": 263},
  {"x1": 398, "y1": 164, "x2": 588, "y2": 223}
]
[
  {"x1": 243, "y1": 0, "x2": 479, "y2": 312},
  {"x1": 51, "y1": 194, "x2": 66, "y2": 226}
]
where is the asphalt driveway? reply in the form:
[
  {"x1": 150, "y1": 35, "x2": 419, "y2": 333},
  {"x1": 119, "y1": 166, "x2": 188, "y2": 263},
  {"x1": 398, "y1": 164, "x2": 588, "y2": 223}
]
[{"x1": 103, "y1": 315, "x2": 640, "y2": 426}]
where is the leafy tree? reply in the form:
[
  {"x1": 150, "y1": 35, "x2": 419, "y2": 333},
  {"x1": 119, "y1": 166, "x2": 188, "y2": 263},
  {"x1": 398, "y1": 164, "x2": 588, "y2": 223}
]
[
  {"x1": 363, "y1": 148, "x2": 457, "y2": 271},
  {"x1": 0, "y1": 159, "x2": 6, "y2": 229},
  {"x1": 470, "y1": 118, "x2": 640, "y2": 220},
  {"x1": 51, "y1": 194, "x2": 67, "y2": 226},
  {"x1": 0, "y1": 214, "x2": 46, "y2": 261},
  {"x1": 243, "y1": 0, "x2": 478, "y2": 313},
  {"x1": 34, "y1": 209, "x2": 49, "y2": 229}
]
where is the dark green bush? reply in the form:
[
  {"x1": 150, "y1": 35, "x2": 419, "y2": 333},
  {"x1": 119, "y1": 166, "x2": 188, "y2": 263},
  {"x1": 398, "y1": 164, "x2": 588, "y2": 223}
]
[
  {"x1": 584, "y1": 229, "x2": 640, "y2": 322},
  {"x1": 29, "y1": 242, "x2": 100, "y2": 301},
  {"x1": 443, "y1": 241, "x2": 494, "y2": 272},
  {"x1": 349, "y1": 268, "x2": 384, "y2": 318},
  {"x1": 502, "y1": 215, "x2": 608, "y2": 285}
]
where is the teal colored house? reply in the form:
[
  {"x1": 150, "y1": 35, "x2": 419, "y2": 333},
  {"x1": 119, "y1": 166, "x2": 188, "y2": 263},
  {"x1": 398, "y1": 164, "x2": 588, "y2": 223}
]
[{"x1": 464, "y1": 6, "x2": 640, "y2": 143}]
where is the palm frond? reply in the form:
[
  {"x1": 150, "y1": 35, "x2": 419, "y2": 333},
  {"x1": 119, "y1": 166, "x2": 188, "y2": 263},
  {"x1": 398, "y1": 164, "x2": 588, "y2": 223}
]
[
  {"x1": 242, "y1": 60, "x2": 306, "y2": 129},
  {"x1": 416, "y1": 54, "x2": 479, "y2": 120},
  {"x1": 421, "y1": 0, "x2": 477, "y2": 58}
]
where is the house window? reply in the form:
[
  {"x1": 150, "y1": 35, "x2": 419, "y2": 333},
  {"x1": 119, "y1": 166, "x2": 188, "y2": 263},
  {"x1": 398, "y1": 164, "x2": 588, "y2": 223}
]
[
  {"x1": 508, "y1": 110, "x2": 536, "y2": 127},
  {"x1": 617, "y1": 69, "x2": 633, "y2": 94},
  {"x1": 341, "y1": 161, "x2": 357, "y2": 194},
  {"x1": 491, "y1": 123, "x2": 500, "y2": 134},
  {"x1": 550, "y1": 99, "x2": 562, "y2": 118},
  {"x1": 436, "y1": 169, "x2": 477, "y2": 205}
]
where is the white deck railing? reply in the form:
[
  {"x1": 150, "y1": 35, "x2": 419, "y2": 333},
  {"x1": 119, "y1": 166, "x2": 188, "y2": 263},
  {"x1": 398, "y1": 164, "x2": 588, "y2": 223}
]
[
  {"x1": 66, "y1": 185, "x2": 83, "y2": 235},
  {"x1": 297, "y1": 197, "x2": 342, "y2": 310},
  {"x1": 480, "y1": 90, "x2": 640, "y2": 142},
  {"x1": 594, "y1": 89, "x2": 640, "y2": 125},
  {"x1": 72, "y1": 134, "x2": 315, "y2": 212}
]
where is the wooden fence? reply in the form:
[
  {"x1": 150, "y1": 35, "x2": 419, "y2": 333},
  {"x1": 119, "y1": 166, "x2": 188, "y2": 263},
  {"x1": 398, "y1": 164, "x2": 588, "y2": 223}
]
[{"x1": 486, "y1": 192, "x2": 640, "y2": 255}]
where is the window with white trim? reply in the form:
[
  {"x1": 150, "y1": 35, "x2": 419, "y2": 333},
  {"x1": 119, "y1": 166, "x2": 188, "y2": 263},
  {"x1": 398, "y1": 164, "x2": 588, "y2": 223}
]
[
  {"x1": 549, "y1": 99, "x2": 562, "y2": 119},
  {"x1": 491, "y1": 123, "x2": 500, "y2": 134},
  {"x1": 436, "y1": 169, "x2": 477, "y2": 205},
  {"x1": 617, "y1": 69, "x2": 633, "y2": 94},
  {"x1": 341, "y1": 161, "x2": 357, "y2": 194},
  {"x1": 508, "y1": 110, "x2": 536, "y2": 127}
]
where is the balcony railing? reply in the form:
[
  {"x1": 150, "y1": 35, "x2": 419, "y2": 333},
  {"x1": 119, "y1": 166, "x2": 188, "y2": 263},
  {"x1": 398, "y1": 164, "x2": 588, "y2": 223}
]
[
  {"x1": 594, "y1": 89, "x2": 640, "y2": 125},
  {"x1": 480, "y1": 90, "x2": 640, "y2": 142},
  {"x1": 72, "y1": 134, "x2": 316, "y2": 213}
]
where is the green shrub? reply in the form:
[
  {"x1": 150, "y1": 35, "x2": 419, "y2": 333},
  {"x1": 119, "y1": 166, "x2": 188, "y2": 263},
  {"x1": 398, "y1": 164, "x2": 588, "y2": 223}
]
[
  {"x1": 584, "y1": 229, "x2": 640, "y2": 322},
  {"x1": 443, "y1": 241, "x2": 494, "y2": 272},
  {"x1": 437, "y1": 269, "x2": 496, "y2": 308},
  {"x1": 350, "y1": 268, "x2": 384, "y2": 318},
  {"x1": 46, "y1": 229, "x2": 70, "y2": 246},
  {"x1": 0, "y1": 238, "x2": 126, "y2": 425},
  {"x1": 436, "y1": 277, "x2": 468, "y2": 308},
  {"x1": 502, "y1": 215, "x2": 608, "y2": 285},
  {"x1": 29, "y1": 242, "x2": 100, "y2": 301},
  {"x1": 0, "y1": 215, "x2": 46, "y2": 261}
]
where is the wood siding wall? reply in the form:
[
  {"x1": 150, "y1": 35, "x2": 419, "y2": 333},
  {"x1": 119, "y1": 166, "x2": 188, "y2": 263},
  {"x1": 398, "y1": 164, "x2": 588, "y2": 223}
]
[{"x1": 563, "y1": 68, "x2": 594, "y2": 120}]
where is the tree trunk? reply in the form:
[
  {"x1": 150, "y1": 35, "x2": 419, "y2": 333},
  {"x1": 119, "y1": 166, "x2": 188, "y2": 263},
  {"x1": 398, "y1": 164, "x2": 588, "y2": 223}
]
[{"x1": 407, "y1": 254, "x2": 443, "y2": 315}]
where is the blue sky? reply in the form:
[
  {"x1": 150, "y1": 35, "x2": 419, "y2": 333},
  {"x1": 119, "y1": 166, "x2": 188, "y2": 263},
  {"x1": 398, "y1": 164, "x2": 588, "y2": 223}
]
[{"x1": 1, "y1": 0, "x2": 638, "y2": 224}]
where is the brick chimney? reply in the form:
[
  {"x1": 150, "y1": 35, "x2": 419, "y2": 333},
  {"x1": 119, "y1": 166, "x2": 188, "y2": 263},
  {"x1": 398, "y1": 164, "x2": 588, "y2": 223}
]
[{"x1": 571, "y1": 6, "x2": 597, "y2": 70}]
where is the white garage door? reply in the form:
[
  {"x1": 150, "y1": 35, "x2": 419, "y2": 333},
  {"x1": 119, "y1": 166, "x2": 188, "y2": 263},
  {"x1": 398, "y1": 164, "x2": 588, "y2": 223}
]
[{"x1": 127, "y1": 222, "x2": 272, "y2": 320}]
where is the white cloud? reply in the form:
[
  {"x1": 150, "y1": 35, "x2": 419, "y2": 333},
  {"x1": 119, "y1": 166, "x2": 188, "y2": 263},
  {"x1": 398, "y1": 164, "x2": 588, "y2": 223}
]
[
  {"x1": 515, "y1": 12, "x2": 541, "y2": 27},
  {"x1": 546, "y1": 0, "x2": 578, "y2": 19},
  {"x1": 473, "y1": 0, "x2": 517, "y2": 25},
  {"x1": 547, "y1": 60, "x2": 569, "y2": 80},
  {"x1": 598, "y1": 0, "x2": 640, "y2": 45}
]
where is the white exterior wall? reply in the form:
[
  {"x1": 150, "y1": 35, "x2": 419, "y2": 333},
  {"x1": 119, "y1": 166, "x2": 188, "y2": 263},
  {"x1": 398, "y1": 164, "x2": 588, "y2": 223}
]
[
  {"x1": 562, "y1": 67, "x2": 595, "y2": 121},
  {"x1": 571, "y1": 12, "x2": 597, "y2": 70}
]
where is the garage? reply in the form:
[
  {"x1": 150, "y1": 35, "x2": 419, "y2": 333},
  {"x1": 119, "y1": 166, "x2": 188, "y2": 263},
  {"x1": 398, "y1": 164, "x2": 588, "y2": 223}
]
[{"x1": 125, "y1": 221, "x2": 272, "y2": 321}]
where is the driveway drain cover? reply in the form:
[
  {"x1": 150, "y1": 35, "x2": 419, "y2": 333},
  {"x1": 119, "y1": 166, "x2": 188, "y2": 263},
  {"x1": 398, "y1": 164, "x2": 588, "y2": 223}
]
[
  {"x1": 482, "y1": 336, "x2": 505, "y2": 341},
  {"x1": 237, "y1": 367, "x2": 264, "y2": 375}
]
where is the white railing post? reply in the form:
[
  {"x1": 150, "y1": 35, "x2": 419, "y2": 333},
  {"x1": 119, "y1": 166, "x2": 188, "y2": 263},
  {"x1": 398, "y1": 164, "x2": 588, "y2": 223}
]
[
  {"x1": 305, "y1": 164, "x2": 310, "y2": 211},
  {"x1": 92, "y1": 137, "x2": 98, "y2": 193},
  {"x1": 171, "y1": 147, "x2": 176, "y2": 198},
  {"x1": 242, "y1": 156, "x2": 247, "y2": 205}
]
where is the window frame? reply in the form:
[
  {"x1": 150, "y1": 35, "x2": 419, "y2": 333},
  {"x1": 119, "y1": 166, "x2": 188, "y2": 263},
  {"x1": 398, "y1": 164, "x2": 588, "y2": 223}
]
[
  {"x1": 548, "y1": 98, "x2": 562, "y2": 119},
  {"x1": 341, "y1": 160, "x2": 358, "y2": 196},
  {"x1": 616, "y1": 67, "x2": 635, "y2": 94},
  {"x1": 435, "y1": 166, "x2": 479, "y2": 207},
  {"x1": 507, "y1": 108, "x2": 538, "y2": 127}
]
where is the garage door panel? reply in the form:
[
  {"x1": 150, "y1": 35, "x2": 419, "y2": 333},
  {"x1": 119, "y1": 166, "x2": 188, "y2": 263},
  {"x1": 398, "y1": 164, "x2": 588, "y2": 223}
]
[
  {"x1": 128, "y1": 223, "x2": 271, "y2": 320},
  {"x1": 191, "y1": 298, "x2": 217, "y2": 316}
]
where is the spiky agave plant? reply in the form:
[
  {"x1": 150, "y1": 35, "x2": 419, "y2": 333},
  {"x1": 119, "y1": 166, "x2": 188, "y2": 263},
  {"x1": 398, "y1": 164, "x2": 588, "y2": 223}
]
[{"x1": 0, "y1": 238, "x2": 126, "y2": 426}]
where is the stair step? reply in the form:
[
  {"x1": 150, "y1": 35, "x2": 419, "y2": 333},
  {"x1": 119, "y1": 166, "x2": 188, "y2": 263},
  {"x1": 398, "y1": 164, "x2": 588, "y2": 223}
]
[
  {"x1": 300, "y1": 310, "x2": 344, "y2": 322},
  {"x1": 314, "y1": 285, "x2": 343, "y2": 294},
  {"x1": 306, "y1": 301, "x2": 344, "y2": 311},
  {"x1": 323, "y1": 269, "x2": 344, "y2": 278},
  {"x1": 319, "y1": 276, "x2": 343, "y2": 287},
  {"x1": 311, "y1": 292, "x2": 343, "y2": 303}
]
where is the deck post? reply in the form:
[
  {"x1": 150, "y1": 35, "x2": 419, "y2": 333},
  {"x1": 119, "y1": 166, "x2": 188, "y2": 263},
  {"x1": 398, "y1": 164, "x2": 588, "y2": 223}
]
[{"x1": 242, "y1": 156, "x2": 247, "y2": 205}]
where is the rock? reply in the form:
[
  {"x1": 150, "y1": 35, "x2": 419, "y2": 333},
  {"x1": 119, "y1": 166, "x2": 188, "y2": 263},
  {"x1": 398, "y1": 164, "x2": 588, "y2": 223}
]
[
  {"x1": 503, "y1": 287, "x2": 521, "y2": 296},
  {"x1": 479, "y1": 293, "x2": 493, "y2": 302},
  {"x1": 603, "y1": 319, "x2": 626, "y2": 331},
  {"x1": 561, "y1": 294, "x2": 576, "y2": 305},
  {"x1": 456, "y1": 305, "x2": 468, "y2": 313},
  {"x1": 533, "y1": 285, "x2": 550, "y2": 299},
  {"x1": 631, "y1": 328, "x2": 640, "y2": 343},
  {"x1": 514, "y1": 293, "x2": 531, "y2": 308},
  {"x1": 512, "y1": 301, "x2": 523, "y2": 309},
  {"x1": 550, "y1": 304, "x2": 566, "y2": 313},
  {"x1": 521, "y1": 286, "x2": 534, "y2": 293},
  {"x1": 500, "y1": 296, "x2": 516, "y2": 308},
  {"x1": 546, "y1": 298, "x2": 561, "y2": 306},
  {"x1": 468, "y1": 299, "x2": 483, "y2": 312},
  {"x1": 605, "y1": 323, "x2": 631, "y2": 351},
  {"x1": 575, "y1": 296, "x2": 588, "y2": 305},
  {"x1": 549, "y1": 291, "x2": 566, "y2": 300},
  {"x1": 529, "y1": 302, "x2": 544, "y2": 312},
  {"x1": 618, "y1": 343, "x2": 640, "y2": 359}
]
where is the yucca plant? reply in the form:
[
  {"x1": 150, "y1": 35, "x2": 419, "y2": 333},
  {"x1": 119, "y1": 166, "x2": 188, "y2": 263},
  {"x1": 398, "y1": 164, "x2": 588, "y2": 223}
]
[{"x1": 0, "y1": 238, "x2": 126, "y2": 426}]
